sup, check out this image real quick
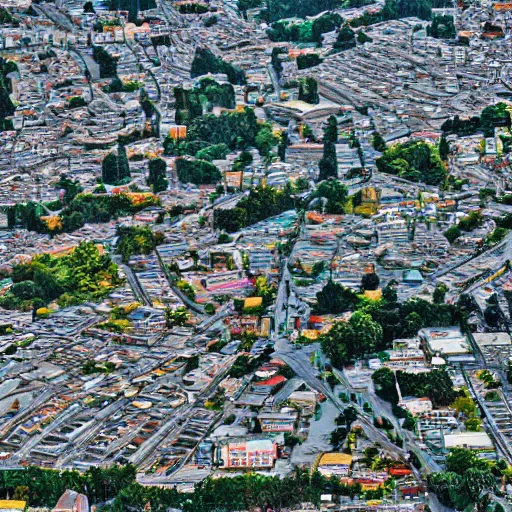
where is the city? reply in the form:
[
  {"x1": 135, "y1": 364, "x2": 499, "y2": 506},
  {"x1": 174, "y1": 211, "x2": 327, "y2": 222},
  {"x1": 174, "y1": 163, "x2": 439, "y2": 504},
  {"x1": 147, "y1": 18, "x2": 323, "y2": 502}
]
[{"x1": 0, "y1": 0, "x2": 512, "y2": 511}]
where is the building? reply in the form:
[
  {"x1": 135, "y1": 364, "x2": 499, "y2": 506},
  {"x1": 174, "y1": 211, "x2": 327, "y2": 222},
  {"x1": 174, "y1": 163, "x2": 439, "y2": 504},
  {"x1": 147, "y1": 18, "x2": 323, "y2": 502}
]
[
  {"x1": 399, "y1": 397, "x2": 433, "y2": 416},
  {"x1": 52, "y1": 490, "x2": 89, "y2": 512},
  {"x1": 317, "y1": 452, "x2": 353, "y2": 477},
  {"x1": 420, "y1": 327, "x2": 471, "y2": 359},
  {"x1": 0, "y1": 501, "x2": 26, "y2": 512},
  {"x1": 258, "y1": 411, "x2": 297, "y2": 433},
  {"x1": 443, "y1": 432, "x2": 494, "y2": 451},
  {"x1": 218, "y1": 439, "x2": 278, "y2": 469}
]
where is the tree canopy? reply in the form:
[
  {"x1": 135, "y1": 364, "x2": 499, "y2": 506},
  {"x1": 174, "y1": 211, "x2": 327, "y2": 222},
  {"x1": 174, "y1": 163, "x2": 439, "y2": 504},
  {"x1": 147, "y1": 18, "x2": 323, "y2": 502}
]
[
  {"x1": 191, "y1": 47, "x2": 246, "y2": 85},
  {"x1": 320, "y1": 311, "x2": 383, "y2": 366},
  {"x1": 376, "y1": 140, "x2": 447, "y2": 186},
  {"x1": 102, "y1": 144, "x2": 131, "y2": 185}
]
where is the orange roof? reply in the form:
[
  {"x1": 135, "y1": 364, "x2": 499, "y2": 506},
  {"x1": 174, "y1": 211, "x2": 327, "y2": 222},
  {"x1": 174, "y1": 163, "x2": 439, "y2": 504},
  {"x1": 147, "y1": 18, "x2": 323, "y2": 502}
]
[{"x1": 254, "y1": 375, "x2": 287, "y2": 387}]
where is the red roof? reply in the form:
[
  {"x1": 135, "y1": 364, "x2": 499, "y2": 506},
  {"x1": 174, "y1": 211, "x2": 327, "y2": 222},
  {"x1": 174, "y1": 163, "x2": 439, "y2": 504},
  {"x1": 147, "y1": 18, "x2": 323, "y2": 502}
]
[
  {"x1": 254, "y1": 375, "x2": 287, "y2": 387},
  {"x1": 309, "y1": 315, "x2": 324, "y2": 323}
]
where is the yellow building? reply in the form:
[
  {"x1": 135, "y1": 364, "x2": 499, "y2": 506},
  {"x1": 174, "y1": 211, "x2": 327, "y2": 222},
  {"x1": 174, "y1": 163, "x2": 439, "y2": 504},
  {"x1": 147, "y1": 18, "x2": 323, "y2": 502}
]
[
  {"x1": 0, "y1": 501, "x2": 27, "y2": 512},
  {"x1": 318, "y1": 453, "x2": 353, "y2": 477}
]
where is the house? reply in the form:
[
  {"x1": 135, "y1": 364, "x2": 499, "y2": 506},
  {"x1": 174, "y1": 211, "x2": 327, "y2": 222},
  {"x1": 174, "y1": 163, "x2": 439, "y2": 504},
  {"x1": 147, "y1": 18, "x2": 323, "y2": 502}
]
[
  {"x1": 52, "y1": 490, "x2": 89, "y2": 512},
  {"x1": 318, "y1": 452, "x2": 353, "y2": 477}
]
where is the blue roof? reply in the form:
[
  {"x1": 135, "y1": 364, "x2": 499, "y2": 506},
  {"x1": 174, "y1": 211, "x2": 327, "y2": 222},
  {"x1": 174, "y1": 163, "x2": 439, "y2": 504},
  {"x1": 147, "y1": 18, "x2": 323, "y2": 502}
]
[{"x1": 404, "y1": 269, "x2": 423, "y2": 282}]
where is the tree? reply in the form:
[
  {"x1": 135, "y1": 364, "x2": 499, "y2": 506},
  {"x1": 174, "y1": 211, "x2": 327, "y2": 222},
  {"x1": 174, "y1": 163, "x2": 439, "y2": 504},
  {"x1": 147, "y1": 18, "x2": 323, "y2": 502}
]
[
  {"x1": 372, "y1": 132, "x2": 386, "y2": 152},
  {"x1": 11, "y1": 281, "x2": 37, "y2": 300},
  {"x1": 320, "y1": 311, "x2": 383, "y2": 366},
  {"x1": 298, "y1": 77, "x2": 319, "y2": 104},
  {"x1": 84, "y1": 1, "x2": 95, "y2": 12},
  {"x1": 117, "y1": 226, "x2": 158, "y2": 263},
  {"x1": 13, "y1": 486, "x2": 29, "y2": 501},
  {"x1": 92, "y1": 45, "x2": 118, "y2": 78},
  {"x1": 446, "y1": 448, "x2": 488, "y2": 475},
  {"x1": 316, "y1": 280, "x2": 358, "y2": 314},
  {"x1": 439, "y1": 134, "x2": 449, "y2": 161},
  {"x1": 297, "y1": 53, "x2": 322, "y2": 70},
  {"x1": 324, "y1": 115, "x2": 338, "y2": 143},
  {"x1": 164, "y1": 306, "x2": 189, "y2": 327},
  {"x1": 190, "y1": 47, "x2": 246, "y2": 85},
  {"x1": 372, "y1": 367, "x2": 398, "y2": 404},
  {"x1": 433, "y1": 283, "x2": 448, "y2": 304},
  {"x1": 357, "y1": 30, "x2": 373, "y2": 43},
  {"x1": 68, "y1": 96, "x2": 86, "y2": 109},
  {"x1": 57, "y1": 174, "x2": 83, "y2": 204},
  {"x1": 101, "y1": 145, "x2": 131, "y2": 184},
  {"x1": 318, "y1": 142, "x2": 338, "y2": 181},
  {"x1": 401, "y1": 312, "x2": 422, "y2": 337},
  {"x1": 7, "y1": 205, "x2": 15, "y2": 228},
  {"x1": 443, "y1": 225, "x2": 461, "y2": 244},
  {"x1": 147, "y1": 158, "x2": 168, "y2": 193},
  {"x1": 214, "y1": 208, "x2": 248, "y2": 233},
  {"x1": 109, "y1": 0, "x2": 156, "y2": 22},
  {"x1": 334, "y1": 24, "x2": 356, "y2": 50},
  {"x1": 255, "y1": 125, "x2": 278, "y2": 157},
  {"x1": 311, "y1": 12, "x2": 343, "y2": 42},
  {"x1": 0, "y1": 57, "x2": 16, "y2": 130},
  {"x1": 361, "y1": 272, "x2": 380, "y2": 291},
  {"x1": 176, "y1": 158, "x2": 221, "y2": 185},
  {"x1": 376, "y1": 141, "x2": 446, "y2": 186},
  {"x1": 397, "y1": 369, "x2": 457, "y2": 407},
  {"x1": 313, "y1": 180, "x2": 348, "y2": 214},
  {"x1": 427, "y1": 14, "x2": 455, "y2": 38},
  {"x1": 62, "y1": 211, "x2": 85, "y2": 232}
]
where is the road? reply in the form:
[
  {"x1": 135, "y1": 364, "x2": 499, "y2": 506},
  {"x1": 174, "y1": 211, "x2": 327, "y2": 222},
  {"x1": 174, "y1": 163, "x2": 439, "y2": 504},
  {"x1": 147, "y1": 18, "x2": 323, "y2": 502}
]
[
  {"x1": 270, "y1": 244, "x2": 447, "y2": 484},
  {"x1": 112, "y1": 255, "x2": 152, "y2": 307}
]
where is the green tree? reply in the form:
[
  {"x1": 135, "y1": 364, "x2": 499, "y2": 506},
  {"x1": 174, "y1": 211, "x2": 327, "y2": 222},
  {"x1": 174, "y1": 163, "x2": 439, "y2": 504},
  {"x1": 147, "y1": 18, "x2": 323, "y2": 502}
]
[
  {"x1": 443, "y1": 225, "x2": 461, "y2": 244},
  {"x1": 357, "y1": 30, "x2": 373, "y2": 43},
  {"x1": 372, "y1": 367, "x2": 398, "y2": 404},
  {"x1": 313, "y1": 180, "x2": 348, "y2": 214},
  {"x1": 324, "y1": 115, "x2": 338, "y2": 143},
  {"x1": 439, "y1": 133, "x2": 449, "y2": 161},
  {"x1": 316, "y1": 280, "x2": 358, "y2": 314},
  {"x1": 92, "y1": 45, "x2": 118, "y2": 78},
  {"x1": 427, "y1": 14, "x2": 456, "y2": 38},
  {"x1": 101, "y1": 145, "x2": 131, "y2": 184},
  {"x1": 318, "y1": 142, "x2": 338, "y2": 181},
  {"x1": 433, "y1": 283, "x2": 448, "y2": 304},
  {"x1": 376, "y1": 140, "x2": 446, "y2": 186},
  {"x1": 164, "y1": 306, "x2": 189, "y2": 327},
  {"x1": 147, "y1": 158, "x2": 168, "y2": 193},
  {"x1": 297, "y1": 53, "x2": 322, "y2": 69},
  {"x1": 446, "y1": 448, "x2": 489, "y2": 475},
  {"x1": 255, "y1": 124, "x2": 278, "y2": 157},
  {"x1": 176, "y1": 158, "x2": 221, "y2": 185},
  {"x1": 298, "y1": 77, "x2": 319, "y2": 104},
  {"x1": 84, "y1": 1, "x2": 95, "y2": 12},
  {"x1": 372, "y1": 131, "x2": 386, "y2": 152},
  {"x1": 334, "y1": 23, "x2": 356, "y2": 50},
  {"x1": 320, "y1": 311, "x2": 383, "y2": 366},
  {"x1": 361, "y1": 272, "x2": 380, "y2": 291},
  {"x1": 62, "y1": 211, "x2": 85, "y2": 232},
  {"x1": 401, "y1": 311, "x2": 422, "y2": 337},
  {"x1": 190, "y1": 47, "x2": 246, "y2": 85}
]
